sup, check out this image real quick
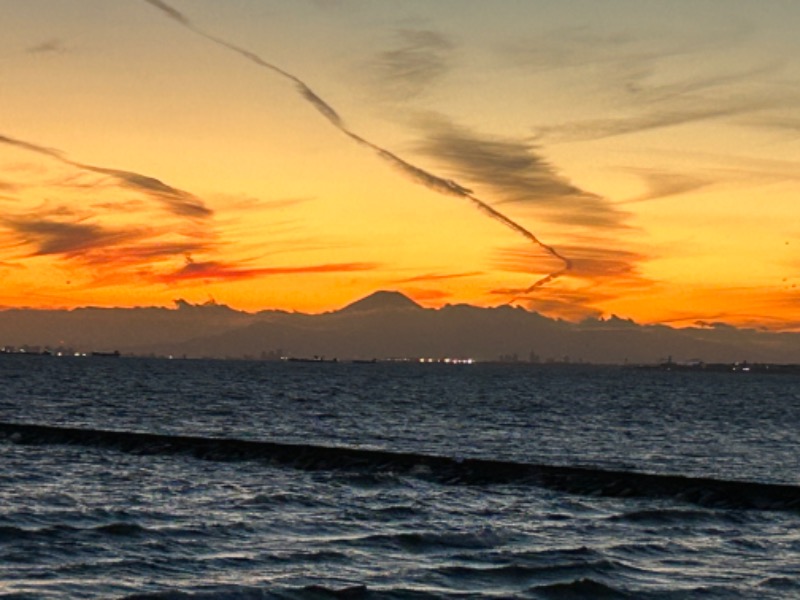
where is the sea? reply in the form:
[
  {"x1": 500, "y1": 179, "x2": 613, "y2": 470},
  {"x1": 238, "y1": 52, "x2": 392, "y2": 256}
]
[{"x1": 1, "y1": 355, "x2": 799, "y2": 599}]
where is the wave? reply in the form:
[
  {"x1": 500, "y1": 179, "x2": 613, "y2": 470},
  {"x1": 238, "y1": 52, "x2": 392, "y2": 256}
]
[
  {"x1": 529, "y1": 577, "x2": 632, "y2": 598},
  {"x1": 120, "y1": 583, "x2": 452, "y2": 600},
  {"x1": 0, "y1": 521, "x2": 153, "y2": 542},
  {"x1": 2, "y1": 421, "x2": 800, "y2": 512},
  {"x1": 349, "y1": 528, "x2": 507, "y2": 552}
]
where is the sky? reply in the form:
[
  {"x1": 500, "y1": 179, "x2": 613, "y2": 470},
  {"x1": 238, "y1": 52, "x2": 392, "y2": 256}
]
[{"x1": 2, "y1": 0, "x2": 800, "y2": 329}]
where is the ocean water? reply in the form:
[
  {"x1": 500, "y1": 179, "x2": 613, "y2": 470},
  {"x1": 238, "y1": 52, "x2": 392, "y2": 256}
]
[{"x1": 1, "y1": 356, "x2": 799, "y2": 599}]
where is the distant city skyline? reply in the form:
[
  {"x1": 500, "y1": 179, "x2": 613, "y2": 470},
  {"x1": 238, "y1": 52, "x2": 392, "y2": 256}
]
[
  {"x1": 2, "y1": 290, "x2": 800, "y2": 365},
  {"x1": 2, "y1": 1, "x2": 800, "y2": 330}
]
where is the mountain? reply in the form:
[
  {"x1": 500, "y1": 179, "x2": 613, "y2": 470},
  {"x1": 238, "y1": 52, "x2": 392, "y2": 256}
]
[
  {"x1": 2, "y1": 291, "x2": 800, "y2": 364},
  {"x1": 339, "y1": 290, "x2": 422, "y2": 313}
]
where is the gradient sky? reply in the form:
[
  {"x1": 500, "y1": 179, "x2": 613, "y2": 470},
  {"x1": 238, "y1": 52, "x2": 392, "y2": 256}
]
[{"x1": 2, "y1": 0, "x2": 800, "y2": 328}]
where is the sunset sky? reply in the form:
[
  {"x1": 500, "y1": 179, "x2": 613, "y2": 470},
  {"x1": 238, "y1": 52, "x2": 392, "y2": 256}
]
[{"x1": 2, "y1": 0, "x2": 800, "y2": 328}]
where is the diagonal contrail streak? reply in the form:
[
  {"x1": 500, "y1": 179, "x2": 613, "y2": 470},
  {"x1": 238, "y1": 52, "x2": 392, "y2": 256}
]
[{"x1": 143, "y1": 0, "x2": 571, "y2": 294}]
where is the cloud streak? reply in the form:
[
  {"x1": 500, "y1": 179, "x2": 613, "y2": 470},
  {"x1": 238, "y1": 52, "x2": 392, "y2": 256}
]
[
  {"x1": 370, "y1": 29, "x2": 453, "y2": 98},
  {"x1": 416, "y1": 118, "x2": 626, "y2": 229},
  {"x1": 394, "y1": 271, "x2": 483, "y2": 284},
  {"x1": 0, "y1": 133, "x2": 212, "y2": 219},
  {"x1": 157, "y1": 257, "x2": 377, "y2": 284},
  {"x1": 2, "y1": 216, "x2": 143, "y2": 258},
  {"x1": 618, "y1": 168, "x2": 713, "y2": 205},
  {"x1": 27, "y1": 38, "x2": 67, "y2": 54},
  {"x1": 537, "y1": 99, "x2": 772, "y2": 143},
  {"x1": 141, "y1": 0, "x2": 571, "y2": 296}
]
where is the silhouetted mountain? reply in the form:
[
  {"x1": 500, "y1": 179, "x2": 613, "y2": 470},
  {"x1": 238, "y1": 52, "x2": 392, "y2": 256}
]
[
  {"x1": 2, "y1": 291, "x2": 800, "y2": 364},
  {"x1": 339, "y1": 290, "x2": 422, "y2": 313}
]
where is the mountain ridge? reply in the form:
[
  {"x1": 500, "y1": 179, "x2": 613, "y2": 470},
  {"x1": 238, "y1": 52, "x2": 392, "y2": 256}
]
[{"x1": 2, "y1": 291, "x2": 800, "y2": 364}]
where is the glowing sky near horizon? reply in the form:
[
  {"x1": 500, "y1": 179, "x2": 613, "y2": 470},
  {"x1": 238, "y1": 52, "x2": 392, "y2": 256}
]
[{"x1": 2, "y1": 0, "x2": 800, "y2": 328}]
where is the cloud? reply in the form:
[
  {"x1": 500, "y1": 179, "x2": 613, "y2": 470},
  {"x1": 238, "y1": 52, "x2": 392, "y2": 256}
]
[
  {"x1": 0, "y1": 132, "x2": 212, "y2": 219},
  {"x1": 536, "y1": 98, "x2": 774, "y2": 143},
  {"x1": 494, "y1": 243, "x2": 645, "y2": 281},
  {"x1": 2, "y1": 217, "x2": 143, "y2": 258},
  {"x1": 394, "y1": 271, "x2": 483, "y2": 284},
  {"x1": 78, "y1": 241, "x2": 215, "y2": 266},
  {"x1": 142, "y1": 0, "x2": 573, "y2": 296},
  {"x1": 142, "y1": 0, "x2": 191, "y2": 26},
  {"x1": 369, "y1": 29, "x2": 454, "y2": 98},
  {"x1": 520, "y1": 290, "x2": 605, "y2": 322},
  {"x1": 527, "y1": 55, "x2": 790, "y2": 144},
  {"x1": 415, "y1": 117, "x2": 627, "y2": 229},
  {"x1": 79, "y1": 165, "x2": 211, "y2": 219},
  {"x1": 557, "y1": 244, "x2": 647, "y2": 279},
  {"x1": 619, "y1": 168, "x2": 713, "y2": 204},
  {"x1": 490, "y1": 241, "x2": 653, "y2": 304},
  {"x1": 403, "y1": 288, "x2": 453, "y2": 302},
  {"x1": 156, "y1": 258, "x2": 378, "y2": 284},
  {"x1": 27, "y1": 38, "x2": 67, "y2": 54},
  {"x1": 500, "y1": 24, "x2": 793, "y2": 145}
]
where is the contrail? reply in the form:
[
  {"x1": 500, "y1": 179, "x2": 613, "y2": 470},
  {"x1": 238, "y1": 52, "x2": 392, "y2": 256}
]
[{"x1": 142, "y1": 0, "x2": 570, "y2": 294}]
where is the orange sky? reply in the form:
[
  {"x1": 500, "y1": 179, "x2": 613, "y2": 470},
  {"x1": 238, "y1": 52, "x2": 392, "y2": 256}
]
[{"x1": 2, "y1": 1, "x2": 800, "y2": 329}]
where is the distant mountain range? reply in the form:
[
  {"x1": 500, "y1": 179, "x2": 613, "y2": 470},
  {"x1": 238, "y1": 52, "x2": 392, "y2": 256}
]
[{"x1": 2, "y1": 291, "x2": 800, "y2": 364}]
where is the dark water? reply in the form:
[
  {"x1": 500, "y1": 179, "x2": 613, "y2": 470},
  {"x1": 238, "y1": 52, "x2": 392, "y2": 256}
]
[{"x1": 1, "y1": 356, "x2": 799, "y2": 598}]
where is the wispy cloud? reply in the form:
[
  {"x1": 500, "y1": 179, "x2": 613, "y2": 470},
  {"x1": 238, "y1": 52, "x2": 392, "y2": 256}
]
[
  {"x1": 618, "y1": 168, "x2": 713, "y2": 204},
  {"x1": 394, "y1": 271, "x2": 482, "y2": 284},
  {"x1": 490, "y1": 241, "x2": 653, "y2": 309},
  {"x1": 415, "y1": 117, "x2": 627, "y2": 229},
  {"x1": 369, "y1": 29, "x2": 454, "y2": 98},
  {"x1": 503, "y1": 24, "x2": 793, "y2": 144},
  {"x1": 536, "y1": 97, "x2": 775, "y2": 144},
  {"x1": 495, "y1": 244, "x2": 646, "y2": 281},
  {"x1": 2, "y1": 216, "x2": 143, "y2": 258},
  {"x1": 0, "y1": 133, "x2": 212, "y2": 219},
  {"x1": 141, "y1": 0, "x2": 572, "y2": 296},
  {"x1": 156, "y1": 257, "x2": 378, "y2": 284},
  {"x1": 78, "y1": 241, "x2": 215, "y2": 267},
  {"x1": 403, "y1": 287, "x2": 453, "y2": 302},
  {"x1": 27, "y1": 38, "x2": 67, "y2": 54},
  {"x1": 80, "y1": 165, "x2": 211, "y2": 219}
]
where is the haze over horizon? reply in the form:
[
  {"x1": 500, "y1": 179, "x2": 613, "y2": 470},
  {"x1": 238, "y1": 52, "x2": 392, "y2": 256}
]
[{"x1": 3, "y1": 1, "x2": 800, "y2": 331}]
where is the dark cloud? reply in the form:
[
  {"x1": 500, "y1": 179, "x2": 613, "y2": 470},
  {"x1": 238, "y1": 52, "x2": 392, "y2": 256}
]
[
  {"x1": 370, "y1": 29, "x2": 454, "y2": 98},
  {"x1": 415, "y1": 117, "x2": 627, "y2": 229},
  {"x1": 157, "y1": 258, "x2": 378, "y2": 283},
  {"x1": 2, "y1": 217, "x2": 142, "y2": 258},
  {"x1": 0, "y1": 133, "x2": 64, "y2": 159},
  {"x1": 80, "y1": 165, "x2": 211, "y2": 219}
]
